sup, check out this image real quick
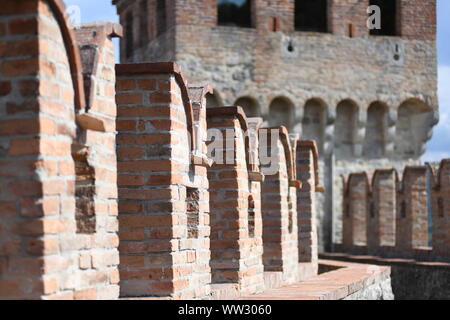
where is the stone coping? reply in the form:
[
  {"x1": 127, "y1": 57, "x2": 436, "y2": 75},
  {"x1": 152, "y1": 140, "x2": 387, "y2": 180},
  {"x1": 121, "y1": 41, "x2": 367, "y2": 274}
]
[
  {"x1": 320, "y1": 252, "x2": 450, "y2": 269},
  {"x1": 239, "y1": 259, "x2": 390, "y2": 300},
  {"x1": 120, "y1": 260, "x2": 389, "y2": 300}
]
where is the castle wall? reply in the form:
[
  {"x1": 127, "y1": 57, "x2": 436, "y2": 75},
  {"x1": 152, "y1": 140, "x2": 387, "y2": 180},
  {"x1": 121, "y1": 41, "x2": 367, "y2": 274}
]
[
  {"x1": 115, "y1": 63, "x2": 211, "y2": 299},
  {"x1": 0, "y1": 0, "x2": 120, "y2": 300},
  {"x1": 260, "y1": 127, "x2": 299, "y2": 285},
  {"x1": 296, "y1": 141, "x2": 319, "y2": 276},
  {"x1": 114, "y1": 0, "x2": 438, "y2": 252},
  {"x1": 340, "y1": 159, "x2": 450, "y2": 263},
  {"x1": 207, "y1": 107, "x2": 265, "y2": 297}
]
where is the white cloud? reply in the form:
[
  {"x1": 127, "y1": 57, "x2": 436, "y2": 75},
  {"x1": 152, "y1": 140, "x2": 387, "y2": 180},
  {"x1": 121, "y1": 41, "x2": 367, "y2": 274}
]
[{"x1": 423, "y1": 65, "x2": 450, "y2": 162}]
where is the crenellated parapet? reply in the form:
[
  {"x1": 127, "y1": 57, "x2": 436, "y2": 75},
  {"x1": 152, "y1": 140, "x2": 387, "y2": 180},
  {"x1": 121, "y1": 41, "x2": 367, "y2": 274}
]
[{"x1": 341, "y1": 159, "x2": 450, "y2": 262}]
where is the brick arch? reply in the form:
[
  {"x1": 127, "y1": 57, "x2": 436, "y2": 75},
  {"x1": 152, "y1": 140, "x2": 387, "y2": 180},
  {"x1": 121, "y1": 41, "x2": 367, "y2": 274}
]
[
  {"x1": 235, "y1": 96, "x2": 261, "y2": 118},
  {"x1": 206, "y1": 106, "x2": 251, "y2": 171},
  {"x1": 268, "y1": 126, "x2": 295, "y2": 181},
  {"x1": 268, "y1": 96, "x2": 295, "y2": 131},
  {"x1": 395, "y1": 98, "x2": 433, "y2": 158},
  {"x1": 116, "y1": 62, "x2": 196, "y2": 151},
  {"x1": 344, "y1": 172, "x2": 372, "y2": 196},
  {"x1": 47, "y1": 0, "x2": 86, "y2": 111}
]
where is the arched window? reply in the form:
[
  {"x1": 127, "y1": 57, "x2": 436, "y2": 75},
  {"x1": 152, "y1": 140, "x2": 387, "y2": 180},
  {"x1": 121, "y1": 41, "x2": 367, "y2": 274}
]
[
  {"x1": 218, "y1": 0, "x2": 252, "y2": 28},
  {"x1": 268, "y1": 97, "x2": 295, "y2": 131},
  {"x1": 206, "y1": 91, "x2": 222, "y2": 109},
  {"x1": 125, "y1": 12, "x2": 134, "y2": 59},
  {"x1": 235, "y1": 97, "x2": 260, "y2": 117},
  {"x1": 295, "y1": 0, "x2": 328, "y2": 32},
  {"x1": 395, "y1": 99, "x2": 433, "y2": 159},
  {"x1": 139, "y1": 0, "x2": 148, "y2": 46},
  {"x1": 335, "y1": 100, "x2": 358, "y2": 159},
  {"x1": 363, "y1": 102, "x2": 388, "y2": 158},
  {"x1": 156, "y1": 0, "x2": 167, "y2": 36},
  {"x1": 369, "y1": 0, "x2": 397, "y2": 36},
  {"x1": 302, "y1": 99, "x2": 326, "y2": 154}
]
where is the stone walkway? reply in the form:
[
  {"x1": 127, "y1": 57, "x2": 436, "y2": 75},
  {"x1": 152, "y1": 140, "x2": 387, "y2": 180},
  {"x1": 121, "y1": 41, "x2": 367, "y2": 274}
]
[{"x1": 239, "y1": 259, "x2": 392, "y2": 300}]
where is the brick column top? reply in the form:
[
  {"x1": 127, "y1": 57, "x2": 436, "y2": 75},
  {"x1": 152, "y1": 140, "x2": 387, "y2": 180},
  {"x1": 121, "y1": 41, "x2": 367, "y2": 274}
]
[
  {"x1": 427, "y1": 159, "x2": 450, "y2": 191},
  {"x1": 297, "y1": 140, "x2": 320, "y2": 186},
  {"x1": 116, "y1": 62, "x2": 195, "y2": 151},
  {"x1": 344, "y1": 172, "x2": 372, "y2": 196},
  {"x1": 266, "y1": 126, "x2": 295, "y2": 182},
  {"x1": 47, "y1": 0, "x2": 86, "y2": 111}
]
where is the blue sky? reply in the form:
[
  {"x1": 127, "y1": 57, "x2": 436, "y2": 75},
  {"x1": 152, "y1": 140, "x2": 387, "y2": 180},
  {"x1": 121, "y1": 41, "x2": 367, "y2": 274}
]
[{"x1": 63, "y1": 0, "x2": 449, "y2": 162}]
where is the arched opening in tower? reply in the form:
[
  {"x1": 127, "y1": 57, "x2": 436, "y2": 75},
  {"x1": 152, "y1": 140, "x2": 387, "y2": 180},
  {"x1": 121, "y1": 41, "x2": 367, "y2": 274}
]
[
  {"x1": 268, "y1": 97, "x2": 295, "y2": 131},
  {"x1": 369, "y1": 0, "x2": 398, "y2": 36},
  {"x1": 139, "y1": 0, "x2": 148, "y2": 46},
  {"x1": 363, "y1": 102, "x2": 388, "y2": 159},
  {"x1": 395, "y1": 99, "x2": 434, "y2": 159},
  {"x1": 125, "y1": 12, "x2": 134, "y2": 59},
  {"x1": 235, "y1": 96, "x2": 260, "y2": 117},
  {"x1": 334, "y1": 100, "x2": 358, "y2": 159},
  {"x1": 295, "y1": 0, "x2": 328, "y2": 32},
  {"x1": 217, "y1": 0, "x2": 252, "y2": 28},
  {"x1": 206, "y1": 91, "x2": 222, "y2": 109},
  {"x1": 156, "y1": 0, "x2": 167, "y2": 36},
  {"x1": 302, "y1": 98, "x2": 327, "y2": 155}
]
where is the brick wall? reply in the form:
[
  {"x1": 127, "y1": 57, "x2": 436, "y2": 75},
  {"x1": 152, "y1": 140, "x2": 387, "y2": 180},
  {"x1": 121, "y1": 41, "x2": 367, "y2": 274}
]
[
  {"x1": 296, "y1": 141, "x2": 319, "y2": 271},
  {"x1": 115, "y1": 62, "x2": 211, "y2": 299},
  {"x1": 207, "y1": 107, "x2": 264, "y2": 296},
  {"x1": 115, "y1": 0, "x2": 438, "y2": 254},
  {"x1": 343, "y1": 173, "x2": 369, "y2": 251},
  {"x1": 260, "y1": 127, "x2": 299, "y2": 285},
  {"x1": 340, "y1": 159, "x2": 450, "y2": 262},
  {"x1": 429, "y1": 160, "x2": 450, "y2": 260},
  {"x1": 396, "y1": 167, "x2": 428, "y2": 255},
  {"x1": 367, "y1": 170, "x2": 396, "y2": 254},
  {"x1": 0, "y1": 0, "x2": 120, "y2": 300}
]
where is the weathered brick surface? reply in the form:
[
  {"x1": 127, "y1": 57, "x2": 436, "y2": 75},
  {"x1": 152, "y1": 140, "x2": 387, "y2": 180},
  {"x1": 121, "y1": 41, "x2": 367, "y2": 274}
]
[
  {"x1": 113, "y1": 0, "x2": 438, "y2": 254},
  {"x1": 0, "y1": 0, "x2": 120, "y2": 300},
  {"x1": 341, "y1": 159, "x2": 450, "y2": 263},
  {"x1": 116, "y1": 62, "x2": 211, "y2": 299},
  {"x1": 296, "y1": 141, "x2": 319, "y2": 273},
  {"x1": 343, "y1": 173, "x2": 369, "y2": 251},
  {"x1": 368, "y1": 170, "x2": 397, "y2": 254},
  {"x1": 260, "y1": 127, "x2": 299, "y2": 285},
  {"x1": 396, "y1": 167, "x2": 429, "y2": 255},
  {"x1": 207, "y1": 107, "x2": 264, "y2": 296},
  {"x1": 429, "y1": 160, "x2": 450, "y2": 260}
]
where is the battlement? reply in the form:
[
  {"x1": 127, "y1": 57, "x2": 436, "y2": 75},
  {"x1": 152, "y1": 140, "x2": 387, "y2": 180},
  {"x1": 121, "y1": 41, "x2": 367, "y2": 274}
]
[{"x1": 340, "y1": 159, "x2": 450, "y2": 262}]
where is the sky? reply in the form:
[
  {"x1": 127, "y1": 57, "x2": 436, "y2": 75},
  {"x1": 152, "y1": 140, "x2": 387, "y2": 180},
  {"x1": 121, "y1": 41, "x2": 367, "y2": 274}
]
[{"x1": 63, "y1": 0, "x2": 450, "y2": 162}]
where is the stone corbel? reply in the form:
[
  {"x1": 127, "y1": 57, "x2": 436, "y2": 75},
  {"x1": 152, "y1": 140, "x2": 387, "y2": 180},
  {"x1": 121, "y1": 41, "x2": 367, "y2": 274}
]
[
  {"x1": 191, "y1": 152, "x2": 214, "y2": 167},
  {"x1": 289, "y1": 179, "x2": 302, "y2": 189},
  {"x1": 248, "y1": 171, "x2": 265, "y2": 182},
  {"x1": 76, "y1": 112, "x2": 106, "y2": 132},
  {"x1": 316, "y1": 185, "x2": 325, "y2": 193}
]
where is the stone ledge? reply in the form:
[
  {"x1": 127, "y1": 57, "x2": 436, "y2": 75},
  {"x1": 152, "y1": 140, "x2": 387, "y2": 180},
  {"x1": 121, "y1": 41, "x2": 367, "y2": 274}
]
[
  {"x1": 320, "y1": 252, "x2": 450, "y2": 269},
  {"x1": 239, "y1": 259, "x2": 392, "y2": 300}
]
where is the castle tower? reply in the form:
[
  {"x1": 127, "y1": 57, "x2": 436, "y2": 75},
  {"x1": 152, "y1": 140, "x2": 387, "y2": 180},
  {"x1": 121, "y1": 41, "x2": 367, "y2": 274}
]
[{"x1": 113, "y1": 0, "x2": 438, "y2": 252}]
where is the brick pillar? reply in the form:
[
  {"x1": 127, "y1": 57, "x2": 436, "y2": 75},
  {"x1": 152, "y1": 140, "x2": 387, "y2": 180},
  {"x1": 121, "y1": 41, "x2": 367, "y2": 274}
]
[
  {"x1": 342, "y1": 173, "x2": 369, "y2": 253},
  {"x1": 116, "y1": 62, "x2": 211, "y2": 299},
  {"x1": 431, "y1": 160, "x2": 450, "y2": 260},
  {"x1": 0, "y1": 0, "x2": 122, "y2": 300},
  {"x1": 260, "y1": 127, "x2": 299, "y2": 286},
  {"x1": 296, "y1": 141, "x2": 319, "y2": 277},
  {"x1": 368, "y1": 170, "x2": 397, "y2": 256},
  {"x1": 396, "y1": 167, "x2": 428, "y2": 257},
  {"x1": 207, "y1": 107, "x2": 264, "y2": 297}
]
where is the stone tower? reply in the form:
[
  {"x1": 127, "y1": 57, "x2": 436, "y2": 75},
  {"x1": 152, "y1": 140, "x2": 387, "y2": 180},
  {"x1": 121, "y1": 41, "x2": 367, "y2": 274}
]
[{"x1": 113, "y1": 0, "x2": 438, "y2": 252}]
